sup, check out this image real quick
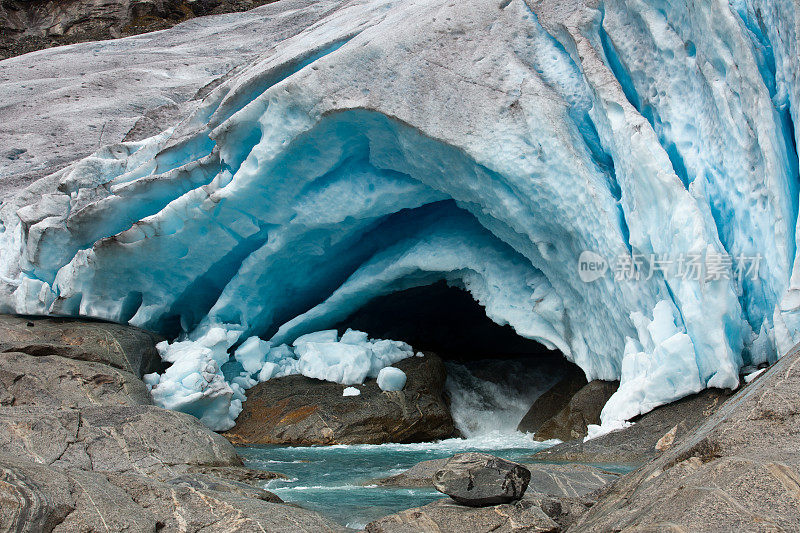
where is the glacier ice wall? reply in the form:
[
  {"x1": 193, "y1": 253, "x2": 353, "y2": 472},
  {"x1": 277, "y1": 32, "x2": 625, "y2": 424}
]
[{"x1": 0, "y1": 0, "x2": 798, "y2": 430}]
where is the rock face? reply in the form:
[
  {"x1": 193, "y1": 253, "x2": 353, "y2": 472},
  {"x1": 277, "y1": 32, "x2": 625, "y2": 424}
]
[
  {"x1": 365, "y1": 497, "x2": 559, "y2": 533},
  {"x1": 0, "y1": 314, "x2": 345, "y2": 532},
  {"x1": 525, "y1": 464, "x2": 618, "y2": 499},
  {"x1": 0, "y1": 351, "x2": 152, "y2": 407},
  {"x1": 0, "y1": 0, "x2": 277, "y2": 59},
  {"x1": 0, "y1": 405, "x2": 243, "y2": 478},
  {"x1": 0, "y1": 453, "x2": 343, "y2": 533},
  {"x1": 0, "y1": 315, "x2": 164, "y2": 378},
  {"x1": 224, "y1": 353, "x2": 455, "y2": 445},
  {"x1": 533, "y1": 388, "x2": 732, "y2": 466},
  {"x1": 569, "y1": 344, "x2": 800, "y2": 531},
  {"x1": 532, "y1": 381, "x2": 620, "y2": 442},
  {"x1": 375, "y1": 459, "x2": 617, "y2": 498},
  {"x1": 433, "y1": 453, "x2": 531, "y2": 507},
  {"x1": 517, "y1": 367, "x2": 587, "y2": 434}
]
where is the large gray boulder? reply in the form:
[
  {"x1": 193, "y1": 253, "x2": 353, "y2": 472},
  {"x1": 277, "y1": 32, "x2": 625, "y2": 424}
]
[
  {"x1": 433, "y1": 453, "x2": 531, "y2": 507},
  {"x1": 0, "y1": 405, "x2": 243, "y2": 479},
  {"x1": 0, "y1": 351, "x2": 152, "y2": 407},
  {"x1": 224, "y1": 353, "x2": 455, "y2": 445},
  {"x1": 0, "y1": 453, "x2": 344, "y2": 533},
  {"x1": 570, "y1": 344, "x2": 800, "y2": 532},
  {"x1": 0, "y1": 315, "x2": 164, "y2": 378}
]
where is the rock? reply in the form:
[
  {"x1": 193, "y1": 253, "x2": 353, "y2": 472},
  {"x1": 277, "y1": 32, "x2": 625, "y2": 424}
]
[
  {"x1": 0, "y1": 351, "x2": 152, "y2": 407},
  {"x1": 0, "y1": 453, "x2": 344, "y2": 533},
  {"x1": 0, "y1": 0, "x2": 280, "y2": 60},
  {"x1": 224, "y1": 353, "x2": 455, "y2": 445},
  {"x1": 532, "y1": 388, "x2": 731, "y2": 466},
  {"x1": 433, "y1": 453, "x2": 531, "y2": 507},
  {"x1": 524, "y1": 463, "x2": 619, "y2": 498},
  {"x1": 373, "y1": 458, "x2": 449, "y2": 487},
  {"x1": 185, "y1": 464, "x2": 287, "y2": 485},
  {"x1": 570, "y1": 343, "x2": 800, "y2": 532},
  {"x1": 528, "y1": 493, "x2": 595, "y2": 531},
  {"x1": 533, "y1": 380, "x2": 620, "y2": 442},
  {"x1": 365, "y1": 497, "x2": 559, "y2": 533},
  {"x1": 0, "y1": 405, "x2": 243, "y2": 479},
  {"x1": 517, "y1": 367, "x2": 587, "y2": 434},
  {"x1": 375, "y1": 459, "x2": 617, "y2": 497},
  {"x1": 165, "y1": 473, "x2": 282, "y2": 502},
  {"x1": 0, "y1": 315, "x2": 164, "y2": 378}
]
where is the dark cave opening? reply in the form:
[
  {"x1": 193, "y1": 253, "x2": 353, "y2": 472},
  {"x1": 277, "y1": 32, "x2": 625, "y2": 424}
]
[
  {"x1": 335, "y1": 280, "x2": 570, "y2": 366},
  {"x1": 335, "y1": 280, "x2": 580, "y2": 433}
]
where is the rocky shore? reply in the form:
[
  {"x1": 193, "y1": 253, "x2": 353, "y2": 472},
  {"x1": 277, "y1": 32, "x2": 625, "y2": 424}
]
[
  {"x1": 0, "y1": 315, "x2": 343, "y2": 532},
  {"x1": 3, "y1": 312, "x2": 800, "y2": 532}
]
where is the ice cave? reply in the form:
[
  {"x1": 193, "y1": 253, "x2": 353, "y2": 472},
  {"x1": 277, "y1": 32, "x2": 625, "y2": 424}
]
[{"x1": 0, "y1": 0, "x2": 798, "y2": 437}]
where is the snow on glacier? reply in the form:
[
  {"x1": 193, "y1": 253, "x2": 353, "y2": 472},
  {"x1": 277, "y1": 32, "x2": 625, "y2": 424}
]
[{"x1": 0, "y1": 0, "x2": 798, "y2": 432}]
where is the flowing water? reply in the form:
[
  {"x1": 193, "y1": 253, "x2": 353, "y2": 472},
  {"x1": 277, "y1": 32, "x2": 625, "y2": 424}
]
[{"x1": 238, "y1": 360, "x2": 565, "y2": 529}]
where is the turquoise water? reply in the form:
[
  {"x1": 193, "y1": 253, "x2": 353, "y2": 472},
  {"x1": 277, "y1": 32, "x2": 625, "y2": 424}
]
[{"x1": 238, "y1": 433, "x2": 556, "y2": 529}]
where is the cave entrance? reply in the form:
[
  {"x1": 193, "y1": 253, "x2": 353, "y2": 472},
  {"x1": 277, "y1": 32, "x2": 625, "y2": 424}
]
[{"x1": 334, "y1": 280, "x2": 579, "y2": 435}]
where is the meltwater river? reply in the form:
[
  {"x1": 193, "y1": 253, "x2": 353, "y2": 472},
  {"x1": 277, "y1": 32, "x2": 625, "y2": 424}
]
[{"x1": 238, "y1": 360, "x2": 567, "y2": 529}]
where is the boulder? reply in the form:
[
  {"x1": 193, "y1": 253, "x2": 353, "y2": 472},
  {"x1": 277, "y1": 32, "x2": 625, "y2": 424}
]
[
  {"x1": 365, "y1": 497, "x2": 558, "y2": 533},
  {"x1": 0, "y1": 405, "x2": 242, "y2": 479},
  {"x1": 517, "y1": 367, "x2": 587, "y2": 434},
  {"x1": 533, "y1": 380, "x2": 620, "y2": 441},
  {"x1": 570, "y1": 343, "x2": 800, "y2": 531},
  {"x1": 433, "y1": 453, "x2": 531, "y2": 507},
  {"x1": 375, "y1": 459, "x2": 617, "y2": 498},
  {"x1": 0, "y1": 453, "x2": 344, "y2": 533},
  {"x1": 0, "y1": 351, "x2": 152, "y2": 408},
  {"x1": 532, "y1": 388, "x2": 731, "y2": 467},
  {"x1": 224, "y1": 353, "x2": 456, "y2": 445},
  {"x1": 0, "y1": 315, "x2": 164, "y2": 378}
]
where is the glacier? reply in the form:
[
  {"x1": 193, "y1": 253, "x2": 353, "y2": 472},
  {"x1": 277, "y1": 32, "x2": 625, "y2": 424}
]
[{"x1": 0, "y1": 0, "x2": 798, "y2": 431}]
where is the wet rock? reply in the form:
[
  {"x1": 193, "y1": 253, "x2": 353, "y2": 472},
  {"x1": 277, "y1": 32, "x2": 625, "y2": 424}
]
[
  {"x1": 571, "y1": 343, "x2": 800, "y2": 532},
  {"x1": 0, "y1": 453, "x2": 344, "y2": 533},
  {"x1": 0, "y1": 351, "x2": 152, "y2": 408},
  {"x1": 533, "y1": 380, "x2": 620, "y2": 441},
  {"x1": 373, "y1": 457, "x2": 449, "y2": 487},
  {"x1": 365, "y1": 497, "x2": 558, "y2": 533},
  {"x1": 517, "y1": 367, "x2": 587, "y2": 434},
  {"x1": 224, "y1": 353, "x2": 455, "y2": 445},
  {"x1": 0, "y1": 315, "x2": 164, "y2": 378},
  {"x1": 433, "y1": 453, "x2": 531, "y2": 506},
  {"x1": 532, "y1": 388, "x2": 731, "y2": 467}
]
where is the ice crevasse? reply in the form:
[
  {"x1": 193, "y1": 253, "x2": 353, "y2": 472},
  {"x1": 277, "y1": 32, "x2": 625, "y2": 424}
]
[{"x1": 0, "y1": 0, "x2": 798, "y2": 431}]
